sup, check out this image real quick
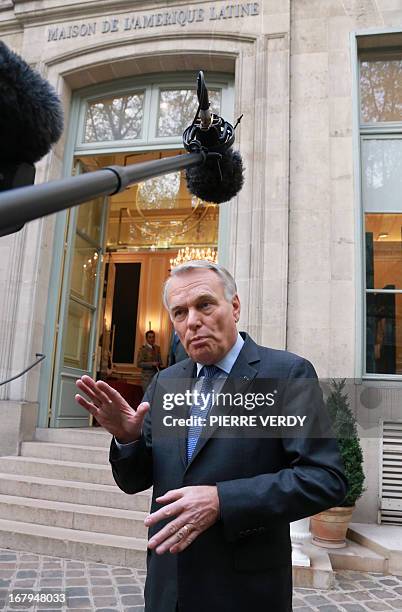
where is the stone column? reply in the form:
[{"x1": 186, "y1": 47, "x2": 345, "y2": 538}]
[{"x1": 228, "y1": 28, "x2": 290, "y2": 350}]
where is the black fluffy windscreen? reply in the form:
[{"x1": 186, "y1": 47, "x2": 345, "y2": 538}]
[
  {"x1": 0, "y1": 42, "x2": 64, "y2": 164},
  {"x1": 185, "y1": 149, "x2": 244, "y2": 204}
]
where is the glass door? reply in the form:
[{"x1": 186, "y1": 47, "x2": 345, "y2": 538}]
[{"x1": 49, "y1": 162, "x2": 108, "y2": 427}]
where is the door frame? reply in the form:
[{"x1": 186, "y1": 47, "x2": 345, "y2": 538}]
[{"x1": 49, "y1": 188, "x2": 108, "y2": 428}]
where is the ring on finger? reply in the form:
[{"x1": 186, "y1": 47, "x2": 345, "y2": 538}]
[
  {"x1": 176, "y1": 529, "x2": 185, "y2": 541},
  {"x1": 176, "y1": 524, "x2": 191, "y2": 541}
]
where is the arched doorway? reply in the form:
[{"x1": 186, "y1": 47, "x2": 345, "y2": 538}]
[{"x1": 45, "y1": 73, "x2": 234, "y2": 427}]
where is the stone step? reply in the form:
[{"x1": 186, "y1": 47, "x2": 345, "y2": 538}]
[
  {"x1": 0, "y1": 456, "x2": 115, "y2": 485},
  {"x1": 348, "y1": 522, "x2": 402, "y2": 575},
  {"x1": 328, "y1": 538, "x2": 388, "y2": 573},
  {"x1": 293, "y1": 543, "x2": 334, "y2": 589},
  {"x1": 21, "y1": 441, "x2": 109, "y2": 465},
  {"x1": 0, "y1": 473, "x2": 151, "y2": 512},
  {"x1": 0, "y1": 494, "x2": 148, "y2": 538},
  {"x1": 0, "y1": 518, "x2": 147, "y2": 567},
  {"x1": 35, "y1": 427, "x2": 111, "y2": 448}
]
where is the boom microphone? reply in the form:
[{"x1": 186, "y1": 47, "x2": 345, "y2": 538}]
[
  {"x1": 183, "y1": 71, "x2": 244, "y2": 204},
  {"x1": 197, "y1": 70, "x2": 212, "y2": 130},
  {"x1": 0, "y1": 41, "x2": 64, "y2": 193},
  {"x1": 0, "y1": 69, "x2": 244, "y2": 237}
]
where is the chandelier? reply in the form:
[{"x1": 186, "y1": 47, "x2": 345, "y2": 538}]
[{"x1": 170, "y1": 246, "x2": 218, "y2": 268}]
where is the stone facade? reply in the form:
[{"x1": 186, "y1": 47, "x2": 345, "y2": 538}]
[{"x1": 0, "y1": 0, "x2": 402, "y2": 523}]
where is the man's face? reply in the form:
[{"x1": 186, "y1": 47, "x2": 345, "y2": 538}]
[
  {"x1": 166, "y1": 269, "x2": 240, "y2": 364},
  {"x1": 146, "y1": 332, "x2": 155, "y2": 346}
]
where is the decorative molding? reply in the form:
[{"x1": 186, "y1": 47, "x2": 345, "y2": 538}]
[
  {"x1": 244, "y1": 33, "x2": 290, "y2": 347},
  {"x1": 0, "y1": 0, "x2": 19, "y2": 34},
  {"x1": 0, "y1": 0, "x2": 14, "y2": 11},
  {"x1": 247, "y1": 35, "x2": 270, "y2": 341},
  {"x1": 0, "y1": 227, "x2": 26, "y2": 400},
  {"x1": 0, "y1": 24, "x2": 23, "y2": 35},
  {"x1": 44, "y1": 31, "x2": 255, "y2": 68},
  {"x1": 222, "y1": 34, "x2": 292, "y2": 335},
  {"x1": 13, "y1": 0, "x2": 261, "y2": 27}
]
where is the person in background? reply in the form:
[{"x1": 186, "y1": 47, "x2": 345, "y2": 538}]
[
  {"x1": 168, "y1": 329, "x2": 188, "y2": 366},
  {"x1": 137, "y1": 330, "x2": 163, "y2": 391}
]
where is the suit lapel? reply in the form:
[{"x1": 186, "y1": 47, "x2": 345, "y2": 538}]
[
  {"x1": 154, "y1": 357, "x2": 195, "y2": 471},
  {"x1": 184, "y1": 333, "x2": 261, "y2": 471},
  {"x1": 174, "y1": 358, "x2": 196, "y2": 469}
]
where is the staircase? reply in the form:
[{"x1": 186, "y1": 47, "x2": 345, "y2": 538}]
[{"x1": 0, "y1": 428, "x2": 150, "y2": 568}]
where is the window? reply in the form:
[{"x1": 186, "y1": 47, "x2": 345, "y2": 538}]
[
  {"x1": 77, "y1": 76, "x2": 230, "y2": 151},
  {"x1": 84, "y1": 92, "x2": 145, "y2": 142},
  {"x1": 360, "y1": 58, "x2": 402, "y2": 123},
  {"x1": 360, "y1": 55, "x2": 402, "y2": 376},
  {"x1": 156, "y1": 88, "x2": 221, "y2": 137}
]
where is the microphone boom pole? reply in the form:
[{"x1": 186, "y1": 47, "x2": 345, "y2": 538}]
[
  {"x1": 0, "y1": 152, "x2": 204, "y2": 237},
  {"x1": 0, "y1": 69, "x2": 244, "y2": 237}
]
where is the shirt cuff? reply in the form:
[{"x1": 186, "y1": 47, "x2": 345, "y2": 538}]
[{"x1": 114, "y1": 436, "x2": 140, "y2": 448}]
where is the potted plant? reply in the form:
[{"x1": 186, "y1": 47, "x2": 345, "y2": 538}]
[{"x1": 310, "y1": 379, "x2": 365, "y2": 548}]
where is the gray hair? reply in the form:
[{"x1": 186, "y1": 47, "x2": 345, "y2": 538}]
[{"x1": 163, "y1": 260, "x2": 237, "y2": 309}]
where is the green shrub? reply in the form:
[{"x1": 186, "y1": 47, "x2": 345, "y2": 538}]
[{"x1": 326, "y1": 379, "x2": 365, "y2": 507}]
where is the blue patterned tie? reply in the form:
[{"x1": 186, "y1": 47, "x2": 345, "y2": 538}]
[{"x1": 186, "y1": 365, "x2": 220, "y2": 463}]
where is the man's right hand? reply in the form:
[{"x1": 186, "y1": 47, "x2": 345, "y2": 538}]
[{"x1": 75, "y1": 375, "x2": 149, "y2": 443}]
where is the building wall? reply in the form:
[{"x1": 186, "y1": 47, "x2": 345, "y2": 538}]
[
  {"x1": 0, "y1": 0, "x2": 292, "y2": 401},
  {"x1": 289, "y1": 0, "x2": 402, "y2": 523},
  {"x1": 0, "y1": 0, "x2": 402, "y2": 522}
]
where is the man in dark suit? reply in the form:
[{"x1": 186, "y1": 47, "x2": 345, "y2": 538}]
[
  {"x1": 168, "y1": 329, "x2": 188, "y2": 366},
  {"x1": 75, "y1": 260, "x2": 347, "y2": 612}
]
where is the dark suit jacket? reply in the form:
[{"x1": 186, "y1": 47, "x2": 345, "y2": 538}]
[{"x1": 110, "y1": 333, "x2": 347, "y2": 612}]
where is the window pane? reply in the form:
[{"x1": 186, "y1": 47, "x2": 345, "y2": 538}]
[
  {"x1": 366, "y1": 293, "x2": 402, "y2": 375},
  {"x1": 84, "y1": 92, "x2": 144, "y2": 142},
  {"x1": 157, "y1": 88, "x2": 221, "y2": 137},
  {"x1": 76, "y1": 197, "x2": 103, "y2": 244},
  {"x1": 136, "y1": 172, "x2": 181, "y2": 210},
  {"x1": 107, "y1": 150, "x2": 220, "y2": 249},
  {"x1": 362, "y1": 139, "x2": 402, "y2": 213},
  {"x1": 365, "y1": 214, "x2": 402, "y2": 290},
  {"x1": 70, "y1": 234, "x2": 99, "y2": 304},
  {"x1": 63, "y1": 300, "x2": 92, "y2": 369},
  {"x1": 360, "y1": 59, "x2": 402, "y2": 123}
]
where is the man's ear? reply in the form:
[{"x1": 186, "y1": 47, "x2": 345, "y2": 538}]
[{"x1": 232, "y1": 294, "x2": 241, "y2": 322}]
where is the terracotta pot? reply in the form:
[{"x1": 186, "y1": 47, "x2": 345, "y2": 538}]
[{"x1": 310, "y1": 506, "x2": 355, "y2": 549}]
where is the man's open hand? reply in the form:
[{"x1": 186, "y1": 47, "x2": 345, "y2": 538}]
[
  {"x1": 145, "y1": 486, "x2": 220, "y2": 554},
  {"x1": 75, "y1": 375, "x2": 149, "y2": 443}
]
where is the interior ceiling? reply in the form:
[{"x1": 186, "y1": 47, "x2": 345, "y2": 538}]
[
  {"x1": 358, "y1": 32, "x2": 402, "y2": 52},
  {"x1": 76, "y1": 150, "x2": 219, "y2": 250},
  {"x1": 366, "y1": 214, "x2": 402, "y2": 242},
  {"x1": 76, "y1": 149, "x2": 190, "y2": 210}
]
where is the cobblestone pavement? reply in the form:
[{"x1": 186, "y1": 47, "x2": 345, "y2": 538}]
[
  {"x1": 0, "y1": 549, "x2": 401, "y2": 611},
  {"x1": 294, "y1": 570, "x2": 402, "y2": 611},
  {"x1": 0, "y1": 549, "x2": 145, "y2": 611}
]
